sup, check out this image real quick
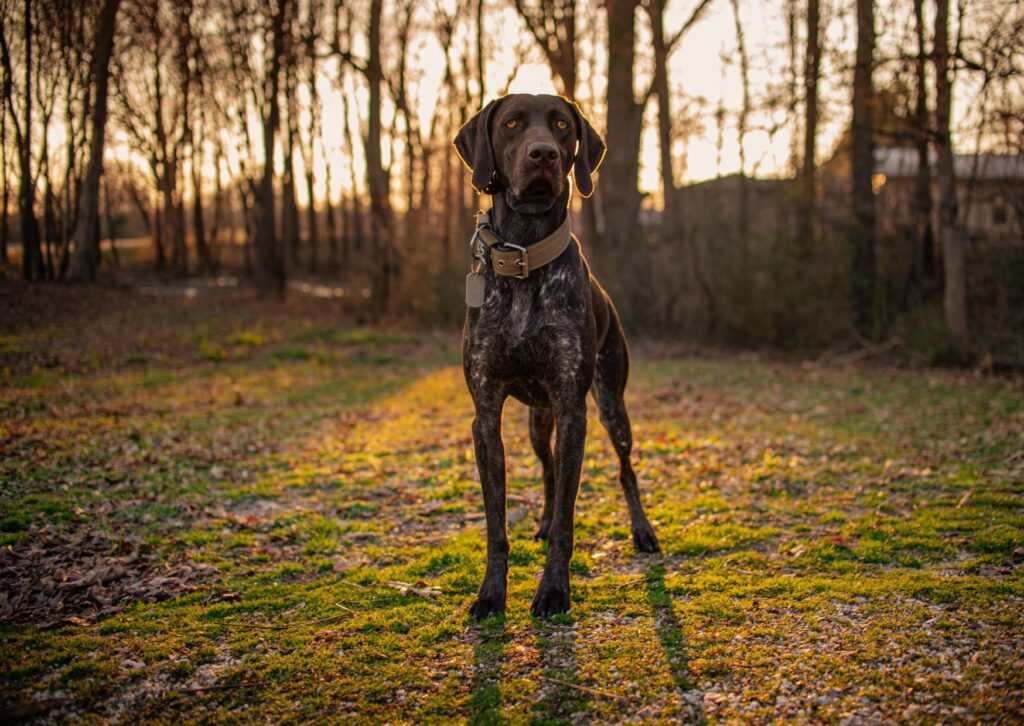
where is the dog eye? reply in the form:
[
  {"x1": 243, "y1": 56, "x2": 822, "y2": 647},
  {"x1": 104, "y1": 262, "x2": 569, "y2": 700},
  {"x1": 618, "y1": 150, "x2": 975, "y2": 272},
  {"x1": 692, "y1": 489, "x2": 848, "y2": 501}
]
[
  {"x1": 555, "y1": 119, "x2": 569, "y2": 130},
  {"x1": 504, "y1": 119, "x2": 519, "y2": 129}
]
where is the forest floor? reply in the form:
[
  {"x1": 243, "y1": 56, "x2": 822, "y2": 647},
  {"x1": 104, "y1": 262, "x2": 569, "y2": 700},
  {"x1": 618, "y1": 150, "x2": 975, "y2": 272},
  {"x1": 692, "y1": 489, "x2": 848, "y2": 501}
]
[{"x1": 1, "y1": 281, "x2": 1023, "y2": 723}]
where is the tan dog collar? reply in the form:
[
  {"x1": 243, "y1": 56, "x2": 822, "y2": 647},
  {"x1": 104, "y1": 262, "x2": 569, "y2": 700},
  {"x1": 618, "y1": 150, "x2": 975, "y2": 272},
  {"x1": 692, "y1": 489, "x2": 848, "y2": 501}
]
[{"x1": 470, "y1": 209, "x2": 572, "y2": 280}]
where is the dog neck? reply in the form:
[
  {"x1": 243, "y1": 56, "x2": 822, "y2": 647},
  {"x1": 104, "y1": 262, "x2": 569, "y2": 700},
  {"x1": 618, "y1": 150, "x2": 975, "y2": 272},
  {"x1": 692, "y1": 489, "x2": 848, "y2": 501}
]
[{"x1": 490, "y1": 188, "x2": 570, "y2": 247}]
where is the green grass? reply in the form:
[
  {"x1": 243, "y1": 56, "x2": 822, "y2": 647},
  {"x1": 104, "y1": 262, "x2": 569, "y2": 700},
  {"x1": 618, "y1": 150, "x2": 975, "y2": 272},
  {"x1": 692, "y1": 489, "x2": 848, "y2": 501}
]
[{"x1": 1, "y1": 289, "x2": 1022, "y2": 722}]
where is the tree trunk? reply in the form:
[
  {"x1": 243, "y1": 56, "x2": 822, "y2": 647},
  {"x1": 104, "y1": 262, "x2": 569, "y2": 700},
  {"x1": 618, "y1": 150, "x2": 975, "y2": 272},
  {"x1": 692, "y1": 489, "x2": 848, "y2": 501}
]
[
  {"x1": 20, "y1": 0, "x2": 44, "y2": 280},
  {"x1": 475, "y1": 0, "x2": 486, "y2": 101},
  {"x1": 66, "y1": 0, "x2": 122, "y2": 282},
  {"x1": 1, "y1": 94, "x2": 8, "y2": 265},
  {"x1": 365, "y1": 0, "x2": 393, "y2": 312},
  {"x1": 798, "y1": 0, "x2": 820, "y2": 258},
  {"x1": 282, "y1": 64, "x2": 300, "y2": 269},
  {"x1": 731, "y1": 0, "x2": 751, "y2": 243},
  {"x1": 934, "y1": 0, "x2": 967, "y2": 359},
  {"x1": 850, "y1": 0, "x2": 877, "y2": 337},
  {"x1": 912, "y1": 0, "x2": 935, "y2": 290},
  {"x1": 601, "y1": 0, "x2": 643, "y2": 252},
  {"x1": 324, "y1": 155, "x2": 337, "y2": 273},
  {"x1": 649, "y1": 0, "x2": 674, "y2": 204},
  {"x1": 191, "y1": 136, "x2": 208, "y2": 273},
  {"x1": 253, "y1": 0, "x2": 290, "y2": 293},
  {"x1": 511, "y1": 0, "x2": 576, "y2": 96}
]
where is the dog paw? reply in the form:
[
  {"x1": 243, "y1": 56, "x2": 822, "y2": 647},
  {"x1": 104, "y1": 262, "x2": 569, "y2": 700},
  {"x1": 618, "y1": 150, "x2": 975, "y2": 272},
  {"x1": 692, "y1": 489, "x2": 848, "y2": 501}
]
[
  {"x1": 632, "y1": 521, "x2": 661, "y2": 553},
  {"x1": 531, "y1": 580, "x2": 571, "y2": 617},
  {"x1": 469, "y1": 592, "x2": 506, "y2": 620}
]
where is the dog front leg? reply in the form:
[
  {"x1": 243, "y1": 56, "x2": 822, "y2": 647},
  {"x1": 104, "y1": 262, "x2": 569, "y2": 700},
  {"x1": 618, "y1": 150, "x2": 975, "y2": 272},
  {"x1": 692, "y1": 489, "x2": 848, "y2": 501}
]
[
  {"x1": 531, "y1": 400, "x2": 587, "y2": 617},
  {"x1": 469, "y1": 401, "x2": 509, "y2": 619}
]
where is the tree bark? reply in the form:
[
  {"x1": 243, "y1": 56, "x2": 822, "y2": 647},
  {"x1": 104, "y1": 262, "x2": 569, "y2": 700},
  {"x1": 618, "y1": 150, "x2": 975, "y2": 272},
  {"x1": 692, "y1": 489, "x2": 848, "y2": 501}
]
[
  {"x1": 731, "y1": 0, "x2": 751, "y2": 243},
  {"x1": 649, "y1": 0, "x2": 674, "y2": 203},
  {"x1": 798, "y1": 0, "x2": 820, "y2": 258},
  {"x1": 1, "y1": 89, "x2": 8, "y2": 265},
  {"x1": 912, "y1": 0, "x2": 935, "y2": 290},
  {"x1": 282, "y1": 65, "x2": 300, "y2": 269},
  {"x1": 253, "y1": 0, "x2": 291, "y2": 293},
  {"x1": 850, "y1": 0, "x2": 877, "y2": 337},
  {"x1": 511, "y1": 0, "x2": 576, "y2": 96},
  {"x1": 66, "y1": 0, "x2": 122, "y2": 282},
  {"x1": 933, "y1": 0, "x2": 967, "y2": 359},
  {"x1": 364, "y1": 0, "x2": 393, "y2": 312},
  {"x1": 20, "y1": 0, "x2": 44, "y2": 280},
  {"x1": 601, "y1": 0, "x2": 644, "y2": 252}
]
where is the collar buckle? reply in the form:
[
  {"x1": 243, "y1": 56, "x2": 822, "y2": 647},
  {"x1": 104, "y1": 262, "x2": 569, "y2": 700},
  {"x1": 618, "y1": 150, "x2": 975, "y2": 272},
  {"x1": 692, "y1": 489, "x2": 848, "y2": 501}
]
[{"x1": 495, "y1": 241, "x2": 529, "y2": 279}]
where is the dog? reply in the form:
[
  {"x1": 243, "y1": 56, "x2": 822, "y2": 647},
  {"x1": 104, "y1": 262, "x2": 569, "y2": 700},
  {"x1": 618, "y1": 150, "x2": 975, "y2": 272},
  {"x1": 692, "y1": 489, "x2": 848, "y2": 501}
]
[{"x1": 454, "y1": 93, "x2": 660, "y2": 618}]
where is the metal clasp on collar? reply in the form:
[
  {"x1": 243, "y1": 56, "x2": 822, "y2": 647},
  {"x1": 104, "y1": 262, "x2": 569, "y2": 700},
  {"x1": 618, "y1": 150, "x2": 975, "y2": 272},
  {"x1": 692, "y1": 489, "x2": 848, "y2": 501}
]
[
  {"x1": 496, "y1": 242, "x2": 529, "y2": 279},
  {"x1": 470, "y1": 227, "x2": 488, "y2": 275}
]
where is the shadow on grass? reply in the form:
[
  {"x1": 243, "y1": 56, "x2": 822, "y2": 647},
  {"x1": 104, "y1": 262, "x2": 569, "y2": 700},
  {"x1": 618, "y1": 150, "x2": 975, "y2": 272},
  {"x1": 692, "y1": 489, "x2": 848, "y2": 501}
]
[
  {"x1": 533, "y1": 614, "x2": 589, "y2": 723},
  {"x1": 647, "y1": 563, "x2": 704, "y2": 722},
  {"x1": 468, "y1": 616, "x2": 510, "y2": 725}
]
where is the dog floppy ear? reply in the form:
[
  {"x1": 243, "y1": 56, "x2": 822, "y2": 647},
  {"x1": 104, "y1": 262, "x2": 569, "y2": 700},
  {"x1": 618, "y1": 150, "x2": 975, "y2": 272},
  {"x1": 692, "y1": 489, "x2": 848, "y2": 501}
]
[
  {"x1": 566, "y1": 100, "x2": 606, "y2": 198},
  {"x1": 454, "y1": 98, "x2": 502, "y2": 194}
]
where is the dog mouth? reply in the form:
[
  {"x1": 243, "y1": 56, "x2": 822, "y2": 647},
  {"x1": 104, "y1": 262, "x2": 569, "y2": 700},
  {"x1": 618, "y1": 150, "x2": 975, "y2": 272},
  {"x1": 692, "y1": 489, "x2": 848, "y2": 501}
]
[
  {"x1": 509, "y1": 175, "x2": 560, "y2": 205},
  {"x1": 523, "y1": 178, "x2": 554, "y2": 197}
]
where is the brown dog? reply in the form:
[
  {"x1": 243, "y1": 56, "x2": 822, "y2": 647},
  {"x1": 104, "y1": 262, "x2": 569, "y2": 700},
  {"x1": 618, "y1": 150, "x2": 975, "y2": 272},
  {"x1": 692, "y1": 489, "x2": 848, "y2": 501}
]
[{"x1": 455, "y1": 94, "x2": 660, "y2": 618}]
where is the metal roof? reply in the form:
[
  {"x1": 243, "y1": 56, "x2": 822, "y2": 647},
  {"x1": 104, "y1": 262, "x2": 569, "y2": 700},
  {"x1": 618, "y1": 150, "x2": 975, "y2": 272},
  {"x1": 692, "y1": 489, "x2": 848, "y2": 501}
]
[{"x1": 874, "y1": 148, "x2": 1024, "y2": 180}]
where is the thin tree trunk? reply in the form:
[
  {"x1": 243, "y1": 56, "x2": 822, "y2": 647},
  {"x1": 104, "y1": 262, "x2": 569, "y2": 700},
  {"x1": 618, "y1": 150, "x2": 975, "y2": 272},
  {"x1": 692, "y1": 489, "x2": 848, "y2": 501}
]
[
  {"x1": 934, "y1": 0, "x2": 967, "y2": 359},
  {"x1": 282, "y1": 63, "x2": 300, "y2": 269},
  {"x1": 786, "y1": 0, "x2": 801, "y2": 175},
  {"x1": 1, "y1": 93, "x2": 8, "y2": 265},
  {"x1": 66, "y1": 0, "x2": 121, "y2": 282},
  {"x1": 253, "y1": 0, "x2": 290, "y2": 293},
  {"x1": 731, "y1": 0, "x2": 751, "y2": 242},
  {"x1": 475, "y1": 0, "x2": 485, "y2": 101},
  {"x1": 364, "y1": 0, "x2": 392, "y2": 312},
  {"x1": 911, "y1": 0, "x2": 935, "y2": 297},
  {"x1": 798, "y1": 0, "x2": 820, "y2": 258},
  {"x1": 303, "y1": 12, "x2": 320, "y2": 274},
  {"x1": 103, "y1": 175, "x2": 119, "y2": 268},
  {"x1": 191, "y1": 135, "x2": 208, "y2": 272},
  {"x1": 21, "y1": 0, "x2": 44, "y2": 280},
  {"x1": 324, "y1": 153, "x2": 337, "y2": 273},
  {"x1": 208, "y1": 141, "x2": 225, "y2": 269},
  {"x1": 340, "y1": 81, "x2": 360, "y2": 261},
  {"x1": 650, "y1": 0, "x2": 674, "y2": 205},
  {"x1": 850, "y1": 0, "x2": 877, "y2": 337}
]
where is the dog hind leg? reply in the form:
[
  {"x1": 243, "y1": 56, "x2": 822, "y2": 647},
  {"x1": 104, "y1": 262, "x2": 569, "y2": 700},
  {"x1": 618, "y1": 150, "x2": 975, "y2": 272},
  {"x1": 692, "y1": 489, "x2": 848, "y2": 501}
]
[{"x1": 592, "y1": 316, "x2": 661, "y2": 553}]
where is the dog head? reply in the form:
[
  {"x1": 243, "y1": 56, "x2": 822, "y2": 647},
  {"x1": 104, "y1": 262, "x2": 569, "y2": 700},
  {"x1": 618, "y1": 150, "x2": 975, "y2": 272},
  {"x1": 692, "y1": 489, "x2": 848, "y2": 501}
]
[{"x1": 454, "y1": 94, "x2": 606, "y2": 210}]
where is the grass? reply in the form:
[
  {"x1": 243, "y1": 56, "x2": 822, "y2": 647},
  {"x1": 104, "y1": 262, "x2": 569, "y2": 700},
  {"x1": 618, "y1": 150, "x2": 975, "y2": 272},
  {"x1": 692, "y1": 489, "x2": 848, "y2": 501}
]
[{"x1": 1, "y1": 285, "x2": 1022, "y2": 722}]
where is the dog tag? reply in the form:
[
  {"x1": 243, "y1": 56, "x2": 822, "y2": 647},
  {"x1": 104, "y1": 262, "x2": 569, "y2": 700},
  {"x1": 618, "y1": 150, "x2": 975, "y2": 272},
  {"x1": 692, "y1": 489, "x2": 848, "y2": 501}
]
[{"x1": 465, "y1": 272, "x2": 485, "y2": 307}]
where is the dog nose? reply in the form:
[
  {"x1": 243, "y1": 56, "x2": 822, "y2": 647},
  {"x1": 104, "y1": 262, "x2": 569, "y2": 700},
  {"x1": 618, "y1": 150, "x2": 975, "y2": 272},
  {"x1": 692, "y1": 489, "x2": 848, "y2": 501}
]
[{"x1": 527, "y1": 142, "x2": 559, "y2": 167}]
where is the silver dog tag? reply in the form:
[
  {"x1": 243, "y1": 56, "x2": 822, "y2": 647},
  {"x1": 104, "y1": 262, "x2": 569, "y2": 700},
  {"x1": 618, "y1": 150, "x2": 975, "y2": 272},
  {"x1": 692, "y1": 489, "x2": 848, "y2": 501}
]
[{"x1": 465, "y1": 272, "x2": 485, "y2": 307}]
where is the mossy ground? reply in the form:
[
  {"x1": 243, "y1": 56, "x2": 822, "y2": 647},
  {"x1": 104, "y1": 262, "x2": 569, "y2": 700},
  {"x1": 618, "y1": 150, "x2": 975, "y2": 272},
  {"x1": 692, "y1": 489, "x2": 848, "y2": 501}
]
[{"x1": 1, "y1": 285, "x2": 1022, "y2": 723}]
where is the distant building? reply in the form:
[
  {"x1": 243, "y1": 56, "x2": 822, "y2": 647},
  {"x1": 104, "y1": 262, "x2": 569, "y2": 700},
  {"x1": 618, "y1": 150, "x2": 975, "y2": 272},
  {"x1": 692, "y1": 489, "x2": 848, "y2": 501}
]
[{"x1": 871, "y1": 149, "x2": 1024, "y2": 248}]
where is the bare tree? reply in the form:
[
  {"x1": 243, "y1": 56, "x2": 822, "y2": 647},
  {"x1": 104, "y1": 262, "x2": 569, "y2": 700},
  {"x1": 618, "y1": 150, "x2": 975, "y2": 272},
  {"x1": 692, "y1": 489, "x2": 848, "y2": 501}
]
[
  {"x1": 797, "y1": 0, "x2": 820, "y2": 257},
  {"x1": 253, "y1": 0, "x2": 294, "y2": 292},
  {"x1": 66, "y1": 0, "x2": 121, "y2": 282},
  {"x1": 602, "y1": 0, "x2": 713, "y2": 254},
  {"x1": 512, "y1": 0, "x2": 576, "y2": 96},
  {"x1": 850, "y1": 0, "x2": 877, "y2": 337},
  {"x1": 911, "y1": 0, "x2": 935, "y2": 292},
  {"x1": 934, "y1": 0, "x2": 966, "y2": 357}
]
